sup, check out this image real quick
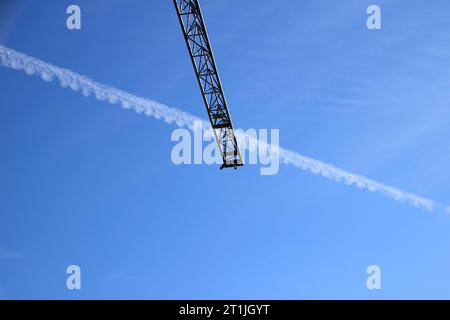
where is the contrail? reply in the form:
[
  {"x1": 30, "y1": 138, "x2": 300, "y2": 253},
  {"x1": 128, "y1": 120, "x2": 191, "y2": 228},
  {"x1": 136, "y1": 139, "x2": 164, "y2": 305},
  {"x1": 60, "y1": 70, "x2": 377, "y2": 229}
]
[{"x1": 0, "y1": 44, "x2": 446, "y2": 213}]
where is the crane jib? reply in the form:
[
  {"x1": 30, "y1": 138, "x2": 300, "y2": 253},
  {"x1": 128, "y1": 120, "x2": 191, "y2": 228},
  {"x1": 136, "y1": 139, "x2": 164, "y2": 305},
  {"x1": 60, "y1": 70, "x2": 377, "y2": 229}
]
[{"x1": 173, "y1": 0, "x2": 244, "y2": 169}]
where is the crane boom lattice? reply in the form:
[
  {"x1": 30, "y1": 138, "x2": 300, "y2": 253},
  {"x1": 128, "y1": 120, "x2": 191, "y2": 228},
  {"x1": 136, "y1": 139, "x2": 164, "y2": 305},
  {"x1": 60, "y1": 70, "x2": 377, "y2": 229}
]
[{"x1": 173, "y1": 0, "x2": 243, "y2": 169}]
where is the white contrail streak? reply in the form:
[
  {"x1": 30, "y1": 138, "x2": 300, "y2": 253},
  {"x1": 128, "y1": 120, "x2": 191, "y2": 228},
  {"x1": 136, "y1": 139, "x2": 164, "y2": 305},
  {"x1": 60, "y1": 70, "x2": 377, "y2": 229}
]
[{"x1": 0, "y1": 44, "x2": 445, "y2": 213}]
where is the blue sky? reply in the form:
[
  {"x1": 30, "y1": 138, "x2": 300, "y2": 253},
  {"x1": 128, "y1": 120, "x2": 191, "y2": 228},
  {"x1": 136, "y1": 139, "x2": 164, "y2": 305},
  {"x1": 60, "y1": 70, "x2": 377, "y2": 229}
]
[{"x1": 1, "y1": 0, "x2": 450, "y2": 299}]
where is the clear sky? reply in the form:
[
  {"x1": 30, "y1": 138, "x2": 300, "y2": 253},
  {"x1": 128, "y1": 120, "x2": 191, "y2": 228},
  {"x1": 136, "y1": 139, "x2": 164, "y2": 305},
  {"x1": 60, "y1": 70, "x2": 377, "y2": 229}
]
[{"x1": 0, "y1": 0, "x2": 450, "y2": 299}]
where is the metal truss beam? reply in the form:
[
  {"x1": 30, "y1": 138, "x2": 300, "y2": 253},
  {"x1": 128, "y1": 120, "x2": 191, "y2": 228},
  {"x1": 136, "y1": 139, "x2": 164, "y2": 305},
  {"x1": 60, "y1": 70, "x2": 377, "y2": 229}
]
[{"x1": 173, "y1": 0, "x2": 243, "y2": 169}]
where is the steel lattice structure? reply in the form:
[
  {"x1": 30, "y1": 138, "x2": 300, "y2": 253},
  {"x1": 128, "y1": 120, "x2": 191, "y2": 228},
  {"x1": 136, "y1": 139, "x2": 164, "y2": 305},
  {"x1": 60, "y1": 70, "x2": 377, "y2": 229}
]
[{"x1": 173, "y1": 0, "x2": 243, "y2": 169}]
